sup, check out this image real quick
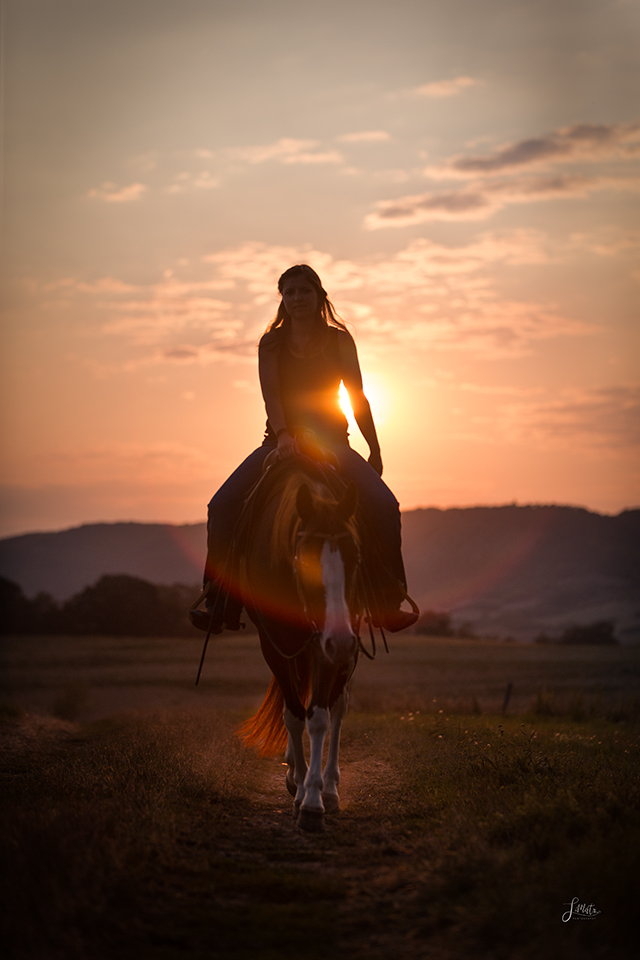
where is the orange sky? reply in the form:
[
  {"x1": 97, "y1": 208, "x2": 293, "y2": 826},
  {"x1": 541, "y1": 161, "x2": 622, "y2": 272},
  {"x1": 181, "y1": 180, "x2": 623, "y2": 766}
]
[{"x1": 1, "y1": 0, "x2": 639, "y2": 537}]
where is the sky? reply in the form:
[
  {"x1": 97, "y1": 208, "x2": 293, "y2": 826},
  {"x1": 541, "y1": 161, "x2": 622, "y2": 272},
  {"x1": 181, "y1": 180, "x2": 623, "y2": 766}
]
[{"x1": 1, "y1": 0, "x2": 639, "y2": 538}]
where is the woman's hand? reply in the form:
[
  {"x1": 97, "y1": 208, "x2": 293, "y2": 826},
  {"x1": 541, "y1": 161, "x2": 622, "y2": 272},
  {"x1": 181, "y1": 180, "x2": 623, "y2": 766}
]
[
  {"x1": 368, "y1": 449, "x2": 383, "y2": 476},
  {"x1": 277, "y1": 432, "x2": 298, "y2": 460}
]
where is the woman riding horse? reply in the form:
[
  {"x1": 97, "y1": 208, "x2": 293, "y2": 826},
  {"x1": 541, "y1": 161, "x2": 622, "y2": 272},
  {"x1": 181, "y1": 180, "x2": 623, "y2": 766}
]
[{"x1": 190, "y1": 263, "x2": 418, "y2": 634}]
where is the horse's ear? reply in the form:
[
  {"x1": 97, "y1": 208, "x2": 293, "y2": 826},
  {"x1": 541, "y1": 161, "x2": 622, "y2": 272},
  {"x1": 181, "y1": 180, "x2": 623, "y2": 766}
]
[
  {"x1": 296, "y1": 483, "x2": 315, "y2": 524},
  {"x1": 338, "y1": 481, "x2": 358, "y2": 520}
]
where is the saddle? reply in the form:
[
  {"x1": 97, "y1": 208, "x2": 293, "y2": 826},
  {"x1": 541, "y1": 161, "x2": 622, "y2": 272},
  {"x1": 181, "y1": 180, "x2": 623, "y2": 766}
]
[
  {"x1": 190, "y1": 446, "x2": 419, "y2": 637},
  {"x1": 189, "y1": 450, "x2": 342, "y2": 634}
]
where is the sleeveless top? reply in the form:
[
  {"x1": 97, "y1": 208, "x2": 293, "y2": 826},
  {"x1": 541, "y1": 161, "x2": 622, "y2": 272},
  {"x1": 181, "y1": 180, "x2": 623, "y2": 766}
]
[{"x1": 263, "y1": 326, "x2": 349, "y2": 446}]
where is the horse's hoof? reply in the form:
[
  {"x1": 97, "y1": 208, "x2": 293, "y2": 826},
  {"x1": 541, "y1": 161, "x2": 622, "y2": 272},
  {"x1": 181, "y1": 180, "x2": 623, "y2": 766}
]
[
  {"x1": 322, "y1": 793, "x2": 340, "y2": 815},
  {"x1": 292, "y1": 801, "x2": 301, "y2": 821},
  {"x1": 286, "y1": 772, "x2": 296, "y2": 798},
  {"x1": 297, "y1": 808, "x2": 325, "y2": 833}
]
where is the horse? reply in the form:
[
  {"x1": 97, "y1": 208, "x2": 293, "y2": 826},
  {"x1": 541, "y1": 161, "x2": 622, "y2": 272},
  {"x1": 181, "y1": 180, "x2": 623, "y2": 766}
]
[{"x1": 236, "y1": 455, "x2": 364, "y2": 832}]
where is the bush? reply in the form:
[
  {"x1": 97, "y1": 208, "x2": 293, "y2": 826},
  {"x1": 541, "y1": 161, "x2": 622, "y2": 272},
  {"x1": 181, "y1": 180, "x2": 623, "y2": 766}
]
[
  {"x1": 59, "y1": 574, "x2": 195, "y2": 636},
  {"x1": 534, "y1": 620, "x2": 618, "y2": 646},
  {"x1": 414, "y1": 609, "x2": 454, "y2": 636},
  {"x1": 0, "y1": 577, "x2": 59, "y2": 634},
  {"x1": 559, "y1": 620, "x2": 618, "y2": 645},
  {"x1": 0, "y1": 574, "x2": 197, "y2": 636}
]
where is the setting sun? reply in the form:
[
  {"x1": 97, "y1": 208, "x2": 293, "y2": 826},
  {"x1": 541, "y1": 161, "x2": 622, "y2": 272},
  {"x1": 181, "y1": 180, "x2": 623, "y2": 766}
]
[
  {"x1": 339, "y1": 382, "x2": 356, "y2": 426},
  {"x1": 340, "y1": 378, "x2": 388, "y2": 427}
]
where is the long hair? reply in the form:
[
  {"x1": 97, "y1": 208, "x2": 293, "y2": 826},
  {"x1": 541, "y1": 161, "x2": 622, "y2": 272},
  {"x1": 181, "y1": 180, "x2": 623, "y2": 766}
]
[{"x1": 263, "y1": 265, "x2": 349, "y2": 350}]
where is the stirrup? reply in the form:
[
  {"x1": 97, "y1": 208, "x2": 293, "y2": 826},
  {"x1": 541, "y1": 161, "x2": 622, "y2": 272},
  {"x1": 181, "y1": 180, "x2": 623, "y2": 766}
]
[
  {"x1": 367, "y1": 582, "x2": 420, "y2": 633},
  {"x1": 188, "y1": 582, "x2": 244, "y2": 633},
  {"x1": 188, "y1": 582, "x2": 223, "y2": 633},
  {"x1": 371, "y1": 608, "x2": 419, "y2": 633}
]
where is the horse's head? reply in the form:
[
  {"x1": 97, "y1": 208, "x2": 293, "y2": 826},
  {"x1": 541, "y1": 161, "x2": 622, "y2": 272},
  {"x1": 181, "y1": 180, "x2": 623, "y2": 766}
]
[{"x1": 294, "y1": 481, "x2": 361, "y2": 665}]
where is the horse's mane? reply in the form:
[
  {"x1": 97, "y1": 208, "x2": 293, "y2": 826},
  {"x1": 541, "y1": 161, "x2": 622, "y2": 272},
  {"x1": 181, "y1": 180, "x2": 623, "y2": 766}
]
[
  {"x1": 261, "y1": 458, "x2": 359, "y2": 570},
  {"x1": 270, "y1": 470, "x2": 322, "y2": 568}
]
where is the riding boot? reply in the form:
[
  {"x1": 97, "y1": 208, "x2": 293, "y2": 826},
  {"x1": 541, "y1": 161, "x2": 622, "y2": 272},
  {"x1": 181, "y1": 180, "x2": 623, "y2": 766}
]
[
  {"x1": 189, "y1": 582, "x2": 244, "y2": 633},
  {"x1": 363, "y1": 557, "x2": 419, "y2": 633}
]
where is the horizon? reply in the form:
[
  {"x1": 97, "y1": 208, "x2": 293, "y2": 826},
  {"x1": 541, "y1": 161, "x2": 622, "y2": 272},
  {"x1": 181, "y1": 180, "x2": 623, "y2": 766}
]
[
  {"x1": 3, "y1": 497, "x2": 639, "y2": 542},
  {"x1": 2, "y1": 0, "x2": 639, "y2": 539}
]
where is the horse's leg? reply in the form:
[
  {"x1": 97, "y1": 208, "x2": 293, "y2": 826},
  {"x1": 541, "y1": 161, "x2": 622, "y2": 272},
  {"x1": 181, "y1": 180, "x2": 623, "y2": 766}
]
[
  {"x1": 284, "y1": 735, "x2": 297, "y2": 799},
  {"x1": 322, "y1": 687, "x2": 348, "y2": 814},
  {"x1": 283, "y1": 708, "x2": 307, "y2": 816},
  {"x1": 298, "y1": 704, "x2": 330, "y2": 832},
  {"x1": 258, "y1": 636, "x2": 308, "y2": 811}
]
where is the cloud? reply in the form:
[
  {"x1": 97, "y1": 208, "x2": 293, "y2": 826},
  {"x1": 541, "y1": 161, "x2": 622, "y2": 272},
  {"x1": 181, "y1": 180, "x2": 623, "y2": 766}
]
[
  {"x1": 87, "y1": 181, "x2": 147, "y2": 202},
  {"x1": 366, "y1": 187, "x2": 498, "y2": 227},
  {"x1": 167, "y1": 170, "x2": 219, "y2": 193},
  {"x1": 412, "y1": 76, "x2": 479, "y2": 98},
  {"x1": 172, "y1": 236, "x2": 593, "y2": 361},
  {"x1": 232, "y1": 379, "x2": 258, "y2": 393},
  {"x1": 231, "y1": 138, "x2": 343, "y2": 165},
  {"x1": 428, "y1": 121, "x2": 640, "y2": 178},
  {"x1": 285, "y1": 150, "x2": 344, "y2": 165},
  {"x1": 365, "y1": 119, "x2": 640, "y2": 228},
  {"x1": 146, "y1": 337, "x2": 257, "y2": 366},
  {"x1": 337, "y1": 130, "x2": 391, "y2": 143},
  {"x1": 365, "y1": 173, "x2": 634, "y2": 228},
  {"x1": 568, "y1": 229, "x2": 640, "y2": 258},
  {"x1": 45, "y1": 273, "x2": 238, "y2": 346},
  {"x1": 45, "y1": 276, "x2": 139, "y2": 294},
  {"x1": 458, "y1": 383, "x2": 543, "y2": 397},
  {"x1": 102, "y1": 291, "x2": 236, "y2": 345},
  {"x1": 355, "y1": 297, "x2": 592, "y2": 359},
  {"x1": 493, "y1": 386, "x2": 640, "y2": 451},
  {"x1": 41, "y1": 234, "x2": 594, "y2": 364},
  {"x1": 8, "y1": 442, "x2": 212, "y2": 490},
  {"x1": 128, "y1": 152, "x2": 159, "y2": 173},
  {"x1": 201, "y1": 236, "x2": 586, "y2": 359}
]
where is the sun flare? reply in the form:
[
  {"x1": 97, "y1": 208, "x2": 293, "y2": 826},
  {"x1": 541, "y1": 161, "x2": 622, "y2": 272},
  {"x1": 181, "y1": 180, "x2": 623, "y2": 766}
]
[{"x1": 339, "y1": 379, "x2": 388, "y2": 427}]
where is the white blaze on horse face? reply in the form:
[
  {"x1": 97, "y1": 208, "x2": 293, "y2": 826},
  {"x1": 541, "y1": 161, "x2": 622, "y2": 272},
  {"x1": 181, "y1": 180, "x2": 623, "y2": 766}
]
[{"x1": 319, "y1": 541, "x2": 355, "y2": 661}]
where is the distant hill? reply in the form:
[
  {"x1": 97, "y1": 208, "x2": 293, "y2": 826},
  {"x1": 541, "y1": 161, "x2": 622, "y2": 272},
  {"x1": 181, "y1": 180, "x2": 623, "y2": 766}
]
[
  {"x1": 1, "y1": 506, "x2": 638, "y2": 642},
  {"x1": 0, "y1": 522, "x2": 206, "y2": 601},
  {"x1": 401, "y1": 506, "x2": 640, "y2": 643}
]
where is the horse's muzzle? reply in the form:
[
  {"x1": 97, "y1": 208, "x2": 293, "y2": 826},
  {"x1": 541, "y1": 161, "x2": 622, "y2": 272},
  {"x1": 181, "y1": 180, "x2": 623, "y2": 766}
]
[{"x1": 321, "y1": 631, "x2": 358, "y2": 665}]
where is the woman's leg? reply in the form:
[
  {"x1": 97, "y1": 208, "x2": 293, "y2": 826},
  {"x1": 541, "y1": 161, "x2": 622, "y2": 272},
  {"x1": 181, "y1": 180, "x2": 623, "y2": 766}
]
[
  {"x1": 205, "y1": 445, "x2": 273, "y2": 586},
  {"x1": 333, "y1": 446, "x2": 405, "y2": 580},
  {"x1": 192, "y1": 444, "x2": 273, "y2": 631},
  {"x1": 332, "y1": 445, "x2": 417, "y2": 631}
]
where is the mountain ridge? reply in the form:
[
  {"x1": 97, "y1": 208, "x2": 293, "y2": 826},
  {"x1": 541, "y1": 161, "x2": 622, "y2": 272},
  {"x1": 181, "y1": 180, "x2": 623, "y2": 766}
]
[{"x1": 1, "y1": 505, "x2": 638, "y2": 642}]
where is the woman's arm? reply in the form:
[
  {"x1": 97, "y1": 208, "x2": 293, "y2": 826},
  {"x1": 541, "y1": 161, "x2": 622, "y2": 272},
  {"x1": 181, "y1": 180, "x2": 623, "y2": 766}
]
[
  {"x1": 258, "y1": 335, "x2": 298, "y2": 458},
  {"x1": 338, "y1": 331, "x2": 383, "y2": 476}
]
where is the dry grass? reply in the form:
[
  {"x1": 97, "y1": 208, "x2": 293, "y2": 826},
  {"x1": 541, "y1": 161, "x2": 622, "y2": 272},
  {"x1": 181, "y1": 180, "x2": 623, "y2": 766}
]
[
  {"x1": 2, "y1": 633, "x2": 639, "y2": 722},
  {"x1": 1, "y1": 704, "x2": 638, "y2": 960},
  {"x1": 1, "y1": 634, "x2": 639, "y2": 958}
]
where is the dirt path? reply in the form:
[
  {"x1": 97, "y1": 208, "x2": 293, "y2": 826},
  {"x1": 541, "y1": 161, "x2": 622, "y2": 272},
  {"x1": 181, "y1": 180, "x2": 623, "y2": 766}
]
[{"x1": 2, "y1": 705, "x2": 637, "y2": 960}]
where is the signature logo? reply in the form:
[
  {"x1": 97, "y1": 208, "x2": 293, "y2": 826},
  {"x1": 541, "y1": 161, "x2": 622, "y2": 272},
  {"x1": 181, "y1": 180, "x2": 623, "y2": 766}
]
[{"x1": 562, "y1": 897, "x2": 601, "y2": 922}]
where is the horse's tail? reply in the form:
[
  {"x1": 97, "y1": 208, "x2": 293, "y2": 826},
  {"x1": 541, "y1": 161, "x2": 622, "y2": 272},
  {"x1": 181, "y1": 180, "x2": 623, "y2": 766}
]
[
  {"x1": 237, "y1": 659, "x2": 311, "y2": 757},
  {"x1": 237, "y1": 677, "x2": 288, "y2": 756}
]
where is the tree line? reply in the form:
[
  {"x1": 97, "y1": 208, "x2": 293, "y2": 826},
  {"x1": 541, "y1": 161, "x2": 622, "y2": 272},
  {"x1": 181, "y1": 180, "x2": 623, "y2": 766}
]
[
  {"x1": 413, "y1": 608, "x2": 617, "y2": 644},
  {"x1": 1, "y1": 574, "x2": 618, "y2": 643},
  {"x1": 0, "y1": 575, "x2": 197, "y2": 636}
]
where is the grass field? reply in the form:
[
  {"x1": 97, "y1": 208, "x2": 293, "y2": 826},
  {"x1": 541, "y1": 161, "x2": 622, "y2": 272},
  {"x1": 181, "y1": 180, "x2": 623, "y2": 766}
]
[
  {"x1": 2, "y1": 632, "x2": 640, "y2": 721},
  {"x1": 1, "y1": 634, "x2": 639, "y2": 959}
]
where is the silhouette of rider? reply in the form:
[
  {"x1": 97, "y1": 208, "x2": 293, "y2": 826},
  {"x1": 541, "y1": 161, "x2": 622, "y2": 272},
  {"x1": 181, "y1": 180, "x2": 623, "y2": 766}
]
[{"x1": 190, "y1": 264, "x2": 418, "y2": 634}]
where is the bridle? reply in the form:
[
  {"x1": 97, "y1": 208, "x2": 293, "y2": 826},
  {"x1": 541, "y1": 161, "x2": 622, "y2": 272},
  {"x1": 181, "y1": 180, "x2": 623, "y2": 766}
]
[
  {"x1": 292, "y1": 527, "x2": 387, "y2": 662},
  {"x1": 293, "y1": 528, "x2": 361, "y2": 635}
]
